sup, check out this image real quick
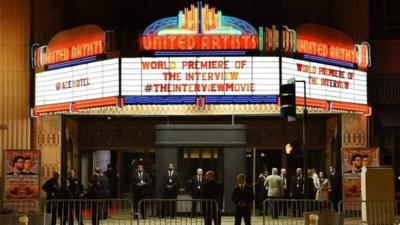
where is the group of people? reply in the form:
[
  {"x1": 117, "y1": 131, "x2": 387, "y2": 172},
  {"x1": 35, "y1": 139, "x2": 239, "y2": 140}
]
[
  {"x1": 131, "y1": 163, "x2": 253, "y2": 225},
  {"x1": 255, "y1": 166, "x2": 340, "y2": 217},
  {"x1": 42, "y1": 164, "x2": 119, "y2": 225}
]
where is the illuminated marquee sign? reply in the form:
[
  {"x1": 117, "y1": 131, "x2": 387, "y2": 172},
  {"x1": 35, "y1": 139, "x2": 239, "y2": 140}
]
[
  {"x1": 263, "y1": 24, "x2": 371, "y2": 69},
  {"x1": 282, "y1": 57, "x2": 367, "y2": 105},
  {"x1": 121, "y1": 56, "x2": 367, "y2": 106},
  {"x1": 121, "y1": 57, "x2": 279, "y2": 96},
  {"x1": 34, "y1": 25, "x2": 105, "y2": 69},
  {"x1": 35, "y1": 58, "x2": 119, "y2": 106},
  {"x1": 140, "y1": 2, "x2": 258, "y2": 51}
]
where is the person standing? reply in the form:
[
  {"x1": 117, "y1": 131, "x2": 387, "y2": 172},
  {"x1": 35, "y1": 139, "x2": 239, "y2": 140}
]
[
  {"x1": 255, "y1": 169, "x2": 268, "y2": 215},
  {"x1": 265, "y1": 168, "x2": 283, "y2": 219},
  {"x1": 55, "y1": 179, "x2": 73, "y2": 225},
  {"x1": 190, "y1": 168, "x2": 205, "y2": 217},
  {"x1": 202, "y1": 171, "x2": 223, "y2": 225},
  {"x1": 86, "y1": 173, "x2": 101, "y2": 225},
  {"x1": 67, "y1": 170, "x2": 84, "y2": 225},
  {"x1": 280, "y1": 168, "x2": 289, "y2": 216},
  {"x1": 42, "y1": 171, "x2": 60, "y2": 225},
  {"x1": 95, "y1": 167, "x2": 109, "y2": 220},
  {"x1": 316, "y1": 171, "x2": 331, "y2": 201},
  {"x1": 232, "y1": 174, "x2": 254, "y2": 225},
  {"x1": 290, "y1": 168, "x2": 304, "y2": 217},
  {"x1": 132, "y1": 164, "x2": 152, "y2": 218},
  {"x1": 104, "y1": 164, "x2": 119, "y2": 198},
  {"x1": 305, "y1": 169, "x2": 316, "y2": 199},
  {"x1": 162, "y1": 163, "x2": 179, "y2": 218},
  {"x1": 328, "y1": 166, "x2": 339, "y2": 211}
]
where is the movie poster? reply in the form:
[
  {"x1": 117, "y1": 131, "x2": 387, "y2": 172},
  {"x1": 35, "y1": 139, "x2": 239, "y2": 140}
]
[
  {"x1": 3, "y1": 150, "x2": 40, "y2": 211},
  {"x1": 342, "y1": 148, "x2": 379, "y2": 209}
]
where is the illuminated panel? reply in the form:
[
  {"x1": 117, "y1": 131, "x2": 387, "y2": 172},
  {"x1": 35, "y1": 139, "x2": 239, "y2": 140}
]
[
  {"x1": 35, "y1": 58, "x2": 119, "y2": 106},
  {"x1": 121, "y1": 57, "x2": 279, "y2": 97},
  {"x1": 282, "y1": 57, "x2": 367, "y2": 105}
]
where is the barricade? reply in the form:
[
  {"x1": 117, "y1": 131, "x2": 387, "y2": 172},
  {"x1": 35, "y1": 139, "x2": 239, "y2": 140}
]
[
  {"x1": 262, "y1": 199, "x2": 334, "y2": 225},
  {"x1": 137, "y1": 199, "x2": 219, "y2": 225},
  {"x1": 44, "y1": 198, "x2": 133, "y2": 225},
  {"x1": 339, "y1": 200, "x2": 400, "y2": 225}
]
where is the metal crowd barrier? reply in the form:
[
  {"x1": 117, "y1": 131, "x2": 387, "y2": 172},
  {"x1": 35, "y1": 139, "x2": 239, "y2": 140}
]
[
  {"x1": 339, "y1": 200, "x2": 400, "y2": 225},
  {"x1": 0, "y1": 200, "x2": 37, "y2": 214},
  {"x1": 137, "y1": 199, "x2": 219, "y2": 225},
  {"x1": 262, "y1": 199, "x2": 334, "y2": 225},
  {"x1": 44, "y1": 199, "x2": 133, "y2": 225}
]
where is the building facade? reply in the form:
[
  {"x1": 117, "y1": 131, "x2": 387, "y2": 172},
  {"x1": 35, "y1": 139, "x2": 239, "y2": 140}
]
[{"x1": 31, "y1": 1, "x2": 371, "y2": 212}]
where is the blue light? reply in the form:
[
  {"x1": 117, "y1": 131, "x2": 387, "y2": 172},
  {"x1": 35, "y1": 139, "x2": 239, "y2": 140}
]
[
  {"x1": 124, "y1": 96, "x2": 277, "y2": 105},
  {"x1": 303, "y1": 54, "x2": 354, "y2": 68},
  {"x1": 155, "y1": 51, "x2": 246, "y2": 56},
  {"x1": 47, "y1": 56, "x2": 98, "y2": 70}
]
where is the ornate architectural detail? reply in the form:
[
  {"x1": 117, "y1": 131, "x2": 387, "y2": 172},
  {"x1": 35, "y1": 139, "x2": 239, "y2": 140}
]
[
  {"x1": 343, "y1": 130, "x2": 367, "y2": 147},
  {"x1": 37, "y1": 131, "x2": 60, "y2": 146}
]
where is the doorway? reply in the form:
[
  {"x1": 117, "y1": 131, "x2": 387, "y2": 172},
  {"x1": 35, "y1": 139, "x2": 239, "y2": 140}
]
[{"x1": 177, "y1": 147, "x2": 224, "y2": 193}]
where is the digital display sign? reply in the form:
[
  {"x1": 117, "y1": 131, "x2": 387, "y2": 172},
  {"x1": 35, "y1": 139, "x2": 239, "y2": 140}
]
[
  {"x1": 121, "y1": 57, "x2": 280, "y2": 96},
  {"x1": 35, "y1": 58, "x2": 119, "y2": 106}
]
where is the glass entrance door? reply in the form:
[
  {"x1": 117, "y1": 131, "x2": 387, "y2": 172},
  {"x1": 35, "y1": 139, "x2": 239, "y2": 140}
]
[{"x1": 178, "y1": 147, "x2": 224, "y2": 193}]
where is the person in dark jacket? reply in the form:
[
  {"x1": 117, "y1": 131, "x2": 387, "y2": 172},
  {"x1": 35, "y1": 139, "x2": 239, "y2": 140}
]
[
  {"x1": 104, "y1": 164, "x2": 119, "y2": 198},
  {"x1": 290, "y1": 168, "x2": 305, "y2": 217},
  {"x1": 190, "y1": 168, "x2": 205, "y2": 217},
  {"x1": 328, "y1": 166, "x2": 339, "y2": 211},
  {"x1": 55, "y1": 179, "x2": 73, "y2": 225},
  {"x1": 86, "y1": 173, "x2": 102, "y2": 225},
  {"x1": 42, "y1": 171, "x2": 60, "y2": 225},
  {"x1": 202, "y1": 171, "x2": 223, "y2": 225},
  {"x1": 232, "y1": 174, "x2": 254, "y2": 225},
  {"x1": 131, "y1": 164, "x2": 152, "y2": 218},
  {"x1": 161, "y1": 163, "x2": 179, "y2": 218},
  {"x1": 67, "y1": 170, "x2": 84, "y2": 225},
  {"x1": 95, "y1": 167, "x2": 109, "y2": 220},
  {"x1": 255, "y1": 169, "x2": 268, "y2": 215}
]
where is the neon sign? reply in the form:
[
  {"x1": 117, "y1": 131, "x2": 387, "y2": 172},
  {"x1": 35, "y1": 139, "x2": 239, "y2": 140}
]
[
  {"x1": 263, "y1": 24, "x2": 371, "y2": 69},
  {"x1": 34, "y1": 25, "x2": 105, "y2": 69},
  {"x1": 140, "y1": 2, "x2": 258, "y2": 51},
  {"x1": 42, "y1": 40, "x2": 103, "y2": 65},
  {"x1": 142, "y1": 35, "x2": 257, "y2": 50}
]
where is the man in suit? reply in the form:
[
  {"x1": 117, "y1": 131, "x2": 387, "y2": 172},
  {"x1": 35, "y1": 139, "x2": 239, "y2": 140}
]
[
  {"x1": 202, "y1": 171, "x2": 223, "y2": 225},
  {"x1": 132, "y1": 164, "x2": 152, "y2": 218},
  {"x1": 328, "y1": 166, "x2": 339, "y2": 211},
  {"x1": 190, "y1": 168, "x2": 205, "y2": 217},
  {"x1": 42, "y1": 171, "x2": 60, "y2": 225},
  {"x1": 162, "y1": 163, "x2": 179, "y2": 218},
  {"x1": 290, "y1": 168, "x2": 304, "y2": 217},
  {"x1": 255, "y1": 169, "x2": 268, "y2": 215},
  {"x1": 67, "y1": 170, "x2": 84, "y2": 225},
  {"x1": 104, "y1": 164, "x2": 119, "y2": 198},
  {"x1": 280, "y1": 168, "x2": 289, "y2": 216},
  {"x1": 95, "y1": 167, "x2": 109, "y2": 220},
  {"x1": 232, "y1": 174, "x2": 254, "y2": 225}
]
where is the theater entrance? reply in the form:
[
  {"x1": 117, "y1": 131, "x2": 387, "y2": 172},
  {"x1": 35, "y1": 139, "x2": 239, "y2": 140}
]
[
  {"x1": 178, "y1": 147, "x2": 224, "y2": 193},
  {"x1": 154, "y1": 124, "x2": 246, "y2": 213}
]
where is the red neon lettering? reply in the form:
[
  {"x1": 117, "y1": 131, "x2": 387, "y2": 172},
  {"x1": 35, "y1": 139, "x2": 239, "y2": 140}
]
[
  {"x1": 43, "y1": 40, "x2": 103, "y2": 65},
  {"x1": 141, "y1": 35, "x2": 258, "y2": 50}
]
